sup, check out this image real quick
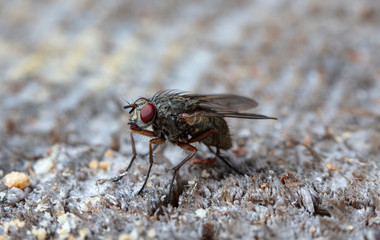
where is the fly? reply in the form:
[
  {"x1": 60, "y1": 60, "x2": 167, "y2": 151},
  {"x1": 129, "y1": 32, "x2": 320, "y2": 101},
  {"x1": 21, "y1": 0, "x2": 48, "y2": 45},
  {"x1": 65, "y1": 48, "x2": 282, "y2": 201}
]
[{"x1": 97, "y1": 90, "x2": 277, "y2": 203}]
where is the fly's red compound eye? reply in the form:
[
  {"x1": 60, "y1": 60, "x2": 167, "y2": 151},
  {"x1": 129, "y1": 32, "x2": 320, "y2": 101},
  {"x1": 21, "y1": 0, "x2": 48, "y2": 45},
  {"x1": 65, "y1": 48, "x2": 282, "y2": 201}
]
[{"x1": 140, "y1": 103, "x2": 156, "y2": 123}]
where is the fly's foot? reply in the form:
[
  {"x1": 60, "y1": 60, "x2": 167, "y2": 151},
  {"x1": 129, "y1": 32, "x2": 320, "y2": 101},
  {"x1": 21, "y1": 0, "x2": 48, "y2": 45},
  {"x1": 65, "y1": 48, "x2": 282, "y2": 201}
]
[
  {"x1": 96, "y1": 171, "x2": 129, "y2": 185},
  {"x1": 137, "y1": 185, "x2": 145, "y2": 195}
]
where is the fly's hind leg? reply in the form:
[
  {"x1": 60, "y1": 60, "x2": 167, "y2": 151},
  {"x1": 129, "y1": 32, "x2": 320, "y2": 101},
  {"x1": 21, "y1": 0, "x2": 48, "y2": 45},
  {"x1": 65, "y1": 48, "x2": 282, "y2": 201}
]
[
  {"x1": 179, "y1": 125, "x2": 244, "y2": 175},
  {"x1": 167, "y1": 129, "x2": 218, "y2": 203},
  {"x1": 206, "y1": 146, "x2": 245, "y2": 175},
  {"x1": 188, "y1": 129, "x2": 218, "y2": 166},
  {"x1": 168, "y1": 141, "x2": 197, "y2": 203}
]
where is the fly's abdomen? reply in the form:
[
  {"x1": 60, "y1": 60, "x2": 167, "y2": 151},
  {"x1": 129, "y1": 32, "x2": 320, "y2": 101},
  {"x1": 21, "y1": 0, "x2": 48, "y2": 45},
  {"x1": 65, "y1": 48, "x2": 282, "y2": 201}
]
[{"x1": 183, "y1": 115, "x2": 232, "y2": 150}]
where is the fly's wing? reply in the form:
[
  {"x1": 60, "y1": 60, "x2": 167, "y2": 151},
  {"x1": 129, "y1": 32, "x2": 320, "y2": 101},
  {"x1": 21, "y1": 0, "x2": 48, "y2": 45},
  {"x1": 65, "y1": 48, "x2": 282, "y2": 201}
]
[
  {"x1": 191, "y1": 112, "x2": 277, "y2": 120},
  {"x1": 182, "y1": 94, "x2": 277, "y2": 120},
  {"x1": 184, "y1": 94, "x2": 258, "y2": 112}
]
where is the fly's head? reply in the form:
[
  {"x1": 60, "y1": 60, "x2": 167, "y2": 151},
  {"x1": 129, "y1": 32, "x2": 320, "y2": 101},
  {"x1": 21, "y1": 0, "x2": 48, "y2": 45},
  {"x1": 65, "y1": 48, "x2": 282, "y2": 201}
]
[{"x1": 124, "y1": 97, "x2": 157, "y2": 131}]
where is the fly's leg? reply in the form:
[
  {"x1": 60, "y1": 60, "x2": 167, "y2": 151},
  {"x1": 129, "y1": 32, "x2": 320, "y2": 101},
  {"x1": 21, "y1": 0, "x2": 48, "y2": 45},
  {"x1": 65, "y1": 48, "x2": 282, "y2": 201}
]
[
  {"x1": 188, "y1": 129, "x2": 219, "y2": 166},
  {"x1": 188, "y1": 129, "x2": 218, "y2": 143},
  {"x1": 194, "y1": 127, "x2": 245, "y2": 175},
  {"x1": 207, "y1": 146, "x2": 245, "y2": 175},
  {"x1": 110, "y1": 132, "x2": 137, "y2": 182},
  {"x1": 96, "y1": 129, "x2": 157, "y2": 185},
  {"x1": 168, "y1": 141, "x2": 197, "y2": 203},
  {"x1": 137, "y1": 138, "x2": 165, "y2": 194},
  {"x1": 167, "y1": 129, "x2": 217, "y2": 203},
  {"x1": 127, "y1": 131, "x2": 158, "y2": 172},
  {"x1": 140, "y1": 144, "x2": 158, "y2": 158},
  {"x1": 189, "y1": 157, "x2": 216, "y2": 166}
]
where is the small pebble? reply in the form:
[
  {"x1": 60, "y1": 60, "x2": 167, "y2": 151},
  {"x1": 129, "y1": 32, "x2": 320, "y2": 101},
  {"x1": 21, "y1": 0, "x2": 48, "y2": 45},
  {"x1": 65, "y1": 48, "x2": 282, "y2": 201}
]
[
  {"x1": 78, "y1": 229, "x2": 87, "y2": 240},
  {"x1": 32, "y1": 228, "x2": 47, "y2": 240},
  {"x1": 89, "y1": 160, "x2": 99, "y2": 169},
  {"x1": 99, "y1": 161, "x2": 110, "y2": 170},
  {"x1": 260, "y1": 183, "x2": 269, "y2": 190},
  {"x1": 195, "y1": 208, "x2": 207, "y2": 219},
  {"x1": 33, "y1": 158, "x2": 54, "y2": 175},
  {"x1": 147, "y1": 229, "x2": 156, "y2": 238},
  {"x1": 118, "y1": 233, "x2": 134, "y2": 240},
  {"x1": 201, "y1": 170, "x2": 210, "y2": 178},
  {"x1": 105, "y1": 149, "x2": 114, "y2": 158},
  {"x1": 3, "y1": 171, "x2": 30, "y2": 190}
]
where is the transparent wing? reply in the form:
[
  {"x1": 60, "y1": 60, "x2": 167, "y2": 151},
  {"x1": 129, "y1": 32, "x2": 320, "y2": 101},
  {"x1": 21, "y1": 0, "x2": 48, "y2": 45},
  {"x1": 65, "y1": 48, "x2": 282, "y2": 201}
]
[
  {"x1": 189, "y1": 111, "x2": 277, "y2": 120},
  {"x1": 184, "y1": 94, "x2": 258, "y2": 112}
]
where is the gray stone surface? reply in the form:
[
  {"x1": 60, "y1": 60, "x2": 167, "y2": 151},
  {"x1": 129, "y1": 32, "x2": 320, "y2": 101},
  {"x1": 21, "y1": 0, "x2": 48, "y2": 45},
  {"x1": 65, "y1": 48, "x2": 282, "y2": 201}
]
[{"x1": 0, "y1": 0, "x2": 379, "y2": 239}]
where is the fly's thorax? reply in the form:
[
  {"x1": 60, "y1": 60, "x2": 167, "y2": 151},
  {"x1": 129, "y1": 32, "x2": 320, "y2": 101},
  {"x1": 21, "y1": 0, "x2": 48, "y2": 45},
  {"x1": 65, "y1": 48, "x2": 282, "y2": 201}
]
[
  {"x1": 152, "y1": 93, "x2": 200, "y2": 116},
  {"x1": 152, "y1": 112, "x2": 187, "y2": 141},
  {"x1": 149, "y1": 94, "x2": 197, "y2": 141}
]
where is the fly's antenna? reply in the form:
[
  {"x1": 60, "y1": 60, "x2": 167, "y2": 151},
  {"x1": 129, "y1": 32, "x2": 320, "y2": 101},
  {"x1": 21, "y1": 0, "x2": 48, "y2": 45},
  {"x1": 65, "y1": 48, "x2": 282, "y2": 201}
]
[
  {"x1": 121, "y1": 96, "x2": 131, "y2": 108},
  {"x1": 123, "y1": 100, "x2": 132, "y2": 109},
  {"x1": 122, "y1": 99, "x2": 137, "y2": 114}
]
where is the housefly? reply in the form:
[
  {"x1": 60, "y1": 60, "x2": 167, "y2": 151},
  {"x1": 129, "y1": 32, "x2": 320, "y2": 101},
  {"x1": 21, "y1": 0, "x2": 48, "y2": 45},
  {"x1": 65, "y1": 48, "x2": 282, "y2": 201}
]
[{"x1": 98, "y1": 90, "x2": 277, "y2": 203}]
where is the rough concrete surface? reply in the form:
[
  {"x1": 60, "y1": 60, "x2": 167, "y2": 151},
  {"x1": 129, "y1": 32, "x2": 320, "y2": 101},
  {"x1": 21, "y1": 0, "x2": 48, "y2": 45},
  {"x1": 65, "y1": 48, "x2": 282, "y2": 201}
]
[{"x1": 1, "y1": 0, "x2": 380, "y2": 239}]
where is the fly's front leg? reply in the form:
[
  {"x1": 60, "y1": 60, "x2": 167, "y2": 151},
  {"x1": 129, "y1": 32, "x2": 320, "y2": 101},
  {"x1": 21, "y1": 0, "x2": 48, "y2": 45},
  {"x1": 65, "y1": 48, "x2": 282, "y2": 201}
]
[
  {"x1": 96, "y1": 129, "x2": 156, "y2": 185},
  {"x1": 137, "y1": 138, "x2": 165, "y2": 194},
  {"x1": 122, "y1": 131, "x2": 157, "y2": 174},
  {"x1": 101, "y1": 132, "x2": 137, "y2": 183},
  {"x1": 140, "y1": 144, "x2": 159, "y2": 158}
]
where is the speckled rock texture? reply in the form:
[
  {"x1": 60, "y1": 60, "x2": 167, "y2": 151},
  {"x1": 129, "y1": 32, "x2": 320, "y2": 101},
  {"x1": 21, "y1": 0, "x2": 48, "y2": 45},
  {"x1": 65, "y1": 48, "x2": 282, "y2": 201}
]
[{"x1": 1, "y1": 0, "x2": 380, "y2": 239}]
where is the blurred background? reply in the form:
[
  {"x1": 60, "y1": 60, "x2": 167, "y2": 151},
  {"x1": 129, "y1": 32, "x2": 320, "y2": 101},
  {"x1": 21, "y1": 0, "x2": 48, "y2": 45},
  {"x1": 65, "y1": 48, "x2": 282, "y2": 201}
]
[
  {"x1": 1, "y1": 0, "x2": 379, "y2": 168},
  {"x1": 1, "y1": 0, "x2": 380, "y2": 239},
  {"x1": 0, "y1": 0, "x2": 379, "y2": 167}
]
